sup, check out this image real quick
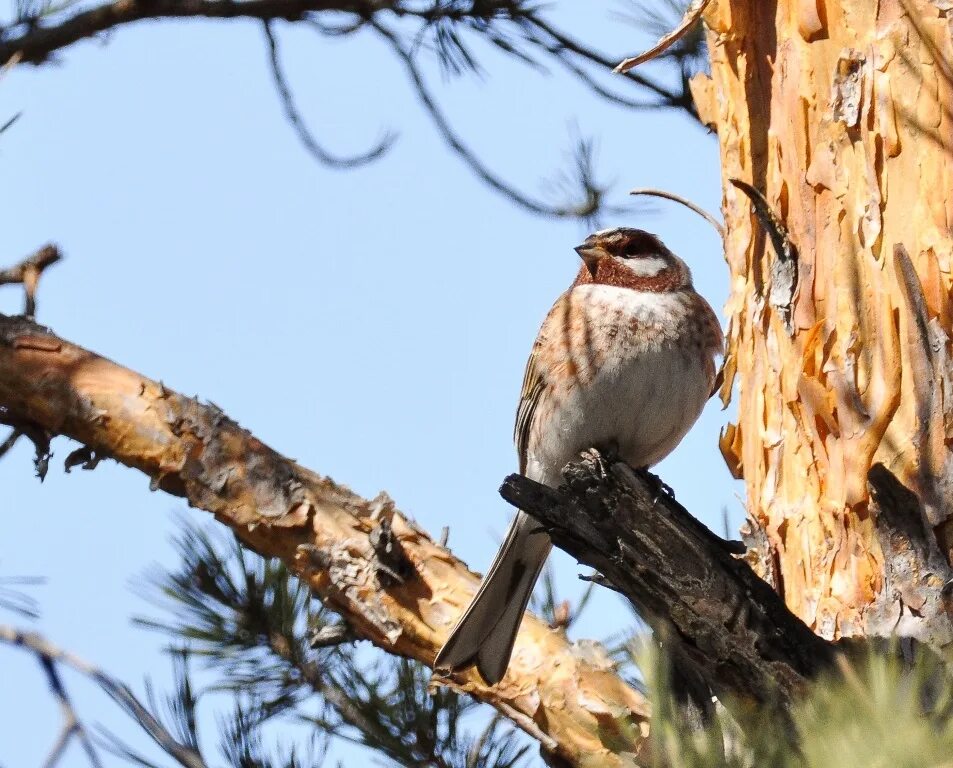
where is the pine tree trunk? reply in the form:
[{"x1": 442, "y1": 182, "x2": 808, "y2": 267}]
[{"x1": 696, "y1": 0, "x2": 953, "y2": 646}]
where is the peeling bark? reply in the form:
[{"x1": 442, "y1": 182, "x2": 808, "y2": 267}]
[
  {"x1": 699, "y1": 0, "x2": 953, "y2": 647},
  {"x1": 0, "y1": 313, "x2": 649, "y2": 768}
]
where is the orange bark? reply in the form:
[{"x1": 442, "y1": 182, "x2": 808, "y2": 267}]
[
  {"x1": 698, "y1": 0, "x2": 953, "y2": 644},
  {"x1": 0, "y1": 314, "x2": 649, "y2": 767}
]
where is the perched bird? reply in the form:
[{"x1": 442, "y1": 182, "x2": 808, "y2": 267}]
[{"x1": 434, "y1": 227, "x2": 724, "y2": 685}]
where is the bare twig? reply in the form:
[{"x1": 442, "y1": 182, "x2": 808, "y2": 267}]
[
  {"x1": 0, "y1": 625, "x2": 208, "y2": 768},
  {"x1": 0, "y1": 575, "x2": 42, "y2": 619},
  {"x1": 614, "y1": 0, "x2": 712, "y2": 73},
  {"x1": 373, "y1": 21, "x2": 610, "y2": 220},
  {"x1": 0, "y1": 244, "x2": 61, "y2": 317},
  {"x1": 1, "y1": 50, "x2": 23, "y2": 76},
  {"x1": 0, "y1": 1, "x2": 702, "y2": 223},
  {"x1": 525, "y1": 12, "x2": 691, "y2": 112},
  {"x1": 629, "y1": 187, "x2": 724, "y2": 237},
  {"x1": 0, "y1": 1, "x2": 703, "y2": 223},
  {"x1": 262, "y1": 21, "x2": 395, "y2": 169},
  {"x1": 0, "y1": 0, "x2": 340, "y2": 64},
  {"x1": 0, "y1": 0, "x2": 693, "y2": 115},
  {"x1": 544, "y1": 49, "x2": 668, "y2": 110},
  {"x1": 37, "y1": 655, "x2": 104, "y2": 768},
  {"x1": 0, "y1": 112, "x2": 21, "y2": 134},
  {"x1": 0, "y1": 428, "x2": 20, "y2": 459}
]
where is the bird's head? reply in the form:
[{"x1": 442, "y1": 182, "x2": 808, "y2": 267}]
[{"x1": 573, "y1": 227, "x2": 692, "y2": 292}]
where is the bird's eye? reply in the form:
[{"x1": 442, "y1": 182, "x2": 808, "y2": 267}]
[{"x1": 621, "y1": 232, "x2": 661, "y2": 258}]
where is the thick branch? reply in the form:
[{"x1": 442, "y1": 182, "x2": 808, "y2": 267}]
[
  {"x1": 500, "y1": 451, "x2": 838, "y2": 710},
  {"x1": 0, "y1": 312, "x2": 649, "y2": 768},
  {"x1": 0, "y1": 0, "x2": 356, "y2": 64}
]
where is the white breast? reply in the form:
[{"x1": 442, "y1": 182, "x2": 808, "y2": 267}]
[{"x1": 524, "y1": 284, "x2": 715, "y2": 487}]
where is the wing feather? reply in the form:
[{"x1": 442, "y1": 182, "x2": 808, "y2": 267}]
[{"x1": 514, "y1": 342, "x2": 546, "y2": 475}]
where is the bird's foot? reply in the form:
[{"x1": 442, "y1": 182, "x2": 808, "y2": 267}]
[
  {"x1": 635, "y1": 467, "x2": 675, "y2": 504},
  {"x1": 591, "y1": 441, "x2": 621, "y2": 479}
]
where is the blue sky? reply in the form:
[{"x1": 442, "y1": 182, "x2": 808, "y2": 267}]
[{"x1": 0, "y1": 4, "x2": 739, "y2": 765}]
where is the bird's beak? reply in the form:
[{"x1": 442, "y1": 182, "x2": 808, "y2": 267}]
[{"x1": 574, "y1": 242, "x2": 604, "y2": 277}]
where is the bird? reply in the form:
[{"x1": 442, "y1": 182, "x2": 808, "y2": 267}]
[{"x1": 433, "y1": 227, "x2": 724, "y2": 685}]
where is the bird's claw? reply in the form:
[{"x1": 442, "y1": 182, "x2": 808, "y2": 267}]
[
  {"x1": 655, "y1": 479, "x2": 675, "y2": 502},
  {"x1": 635, "y1": 467, "x2": 675, "y2": 504},
  {"x1": 592, "y1": 440, "x2": 620, "y2": 479}
]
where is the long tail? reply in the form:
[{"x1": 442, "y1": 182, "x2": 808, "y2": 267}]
[{"x1": 434, "y1": 511, "x2": 552, "y2": 684}]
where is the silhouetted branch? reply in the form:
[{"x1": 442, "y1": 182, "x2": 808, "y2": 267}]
[
  {"x1": 542, "y1": 48, "x2": 668, "y2": 111},
  {"x1": 0, "y1": 0, "x2": 697, "y2": 109},
  {"x1": 0, "y1": 0, "x2": 334, "y2": 64},
  {"x1": 374, "y1": 20, "x2": 616, "y2": 221},
  {"x1": 0, "y1": 111, "x2": 20, "y2": 133},
  {"x1": 0, "y1": 0, "x2": 702, "y2": 220},
  {"x1": 0, "y1": 574, "x2": 42, "y2": 618},
  {"x1": 0, "y1": 428, "x2": 20, "y2": 459},
  {"x1": 39, "y1": 655, "x2": 104, "y2": 768},
  {"x1": 524, "y1": 11, "x2": 691, "y2": 110},
  {"x1": 137, "y1": 522, "x2": 532, "y2": 767},
  {"x1": 263, "y1": 21, "x2": 396, "y2": 168},
  {"x1": 0, "y1": 626, "x2": 206, "y2": 768}
]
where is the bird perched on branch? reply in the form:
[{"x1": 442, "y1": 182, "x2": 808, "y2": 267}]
[{"x1": 435, "y1": 227, "x2": 723, "y2": 685}]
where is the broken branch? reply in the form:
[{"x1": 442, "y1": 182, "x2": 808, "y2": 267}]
[
  {"x1": 0, "y1": 244, "x2": 62, "y2": 317},
  {"x1": 499, "y1": 450, "x2": 838, "y2": 711},
  {"x1": 614, "y1": 0, "x2": 711, "y2": 73}
]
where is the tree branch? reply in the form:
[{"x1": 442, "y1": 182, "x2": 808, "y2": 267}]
[
  {"x1": 262, "y1": 20, "x2": 396, "y2": 169},
  {"x1": 0, "y1": 1, "x2": 698, "y2": 221},
  {"x1": 0, "y1": 427, "x2": 21, "y2": 459},
  {"x1": 499, "y1": 450, "x2": 839, "y2": 712},
  {"x1": 523, "y1": 12, "x2": 687, "y2": 109},
  {"x1": 372, "y1": 20, "x2": 614, "y2": 220},
  {"x1": 37, "y1": 654, "x2": 104, "y2": 768},
  {"x1": 0, "y1": 625, "x2": 206, "y2": 768},
  {"x1": 0, "y1": 311, "x2": 649, "y2": 768},
  {"x1": 0, "y1": 0, "x2": 351, "y2": 65},
  {"x1": 0, "y1": 0, "x2": 693, "y2": 121}
]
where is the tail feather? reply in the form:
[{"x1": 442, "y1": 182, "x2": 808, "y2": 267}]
[{"x1": 434, "y1": 511, "x2": 552, "y2": 684}]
